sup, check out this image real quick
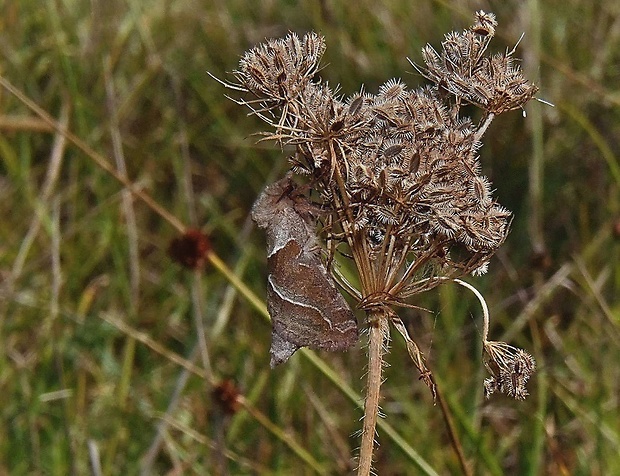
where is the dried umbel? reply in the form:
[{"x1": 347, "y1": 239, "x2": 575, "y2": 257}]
[
  {"x1": 168, "y1": 229, "x2": 211, "y2": 269},
  {"x1": 484, "y1": 341, "x2": 537, "y2": 400},
  {"x1": 419, "y1": 11, "x2": 539, "y2": 115},
  {"x1": 235, "y1": 31, "x2": 325, "y2": 104},
  {"x1": 212, "y1": 379, "x2": 241, "y2": 415},
  {"x1": 232, "y1": 25, "x2": 533, "y2": 309},
  {"x1": 220, "y1": 12, "x2": 538, "y2": 473}
]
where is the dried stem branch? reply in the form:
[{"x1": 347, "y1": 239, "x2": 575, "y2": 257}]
[
  {"x1": 435, "y1": 386, "x2": 472, "y2": 476},
  {"x1": 358, "y1": 311, "x2": 389, "y2": 476},
  {"x1": 453, "y1": 278, "x2": 490, "y2": 343}
]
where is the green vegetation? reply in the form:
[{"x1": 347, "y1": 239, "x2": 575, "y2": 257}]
[{"x1": 1, "y1": 0, "x2": 619, "y2": 474}]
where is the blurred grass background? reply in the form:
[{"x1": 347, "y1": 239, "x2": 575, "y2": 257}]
[{"x1": 1, "y1": 0, "x2": 619, "y2": 474}]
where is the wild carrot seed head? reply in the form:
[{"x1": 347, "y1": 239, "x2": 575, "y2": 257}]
[{"x1": 232, "y1": 12, "x2": 537, "y2": 302}]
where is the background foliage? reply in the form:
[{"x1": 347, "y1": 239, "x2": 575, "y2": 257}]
[{"x1": 1, "y1": 0, "x2": 619, "y2": 474}]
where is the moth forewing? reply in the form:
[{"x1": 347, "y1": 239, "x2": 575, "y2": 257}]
[{"x1": 252, "y1": 176, "x2": 359, "y2": 367}]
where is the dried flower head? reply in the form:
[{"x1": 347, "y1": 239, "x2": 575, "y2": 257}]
[
  {"x1": 418, "y1": 11, "x2": 539, "y2": 115},
  {"x1": 212, "y1": 379, "x2": 241, "y2": 415},
  {"x1": 168, "y1": 229, "x2": 211, "y2": 269},
  {"x1": 228, "y1": 22, "x2": 532, "y2": 312},
  {"x1": 222, "y1": 12, "x2": 537, "y2": 404},
  {"x1": 484, "y1": 341, "x2": 536, "y2": 400},
  {"x1": 233, "y1": 32, "x2": 326, "y2": 121},
  {"x1": 223, "y1": 13, "x2": 540, "y2": 471}
]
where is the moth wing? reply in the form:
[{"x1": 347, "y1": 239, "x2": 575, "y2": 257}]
[
  {"x1": 269, "y1": 332, "x2": 300, "y2": 368},
  {"x1": 267, "y1": 239, "x2": 358, "y2": 365},
  {"x1": 252, "y1": 176, "x2": 358, "y2": 367}
]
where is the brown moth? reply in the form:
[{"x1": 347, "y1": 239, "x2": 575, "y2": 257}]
[{"x1": 251, "y1": 175, "x2": 359, "y2": 367}]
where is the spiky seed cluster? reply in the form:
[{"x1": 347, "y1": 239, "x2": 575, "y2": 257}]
[
  {"x1": 340, "y1": 84, "x2": 511, "y2": 258},
  {"x1": 483, "y1": 341, "x2": 536, "y2": 400},
  {"x1": 231, "y1": 11, "x2": 538, "y2": 401},
  {"x1": 234, "y1": 32, "x2": 325, "y2": 106},
  {"x1": 232, "y1": 13, "x2": 537, "y2": 305},
  {"x1": 420, "y1": 11, "x2": 539, "y2": 114}
]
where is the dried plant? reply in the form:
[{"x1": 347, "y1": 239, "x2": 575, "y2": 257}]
[{"x1": 217, "y1": 11, "x2": 538, "y2": 474}]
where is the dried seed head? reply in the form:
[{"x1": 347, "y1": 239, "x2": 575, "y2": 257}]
[
  {"x1": 235, "y1": 32, "x2": 326, "y2": 102},
  {"x1": 226, "y1": 13, "x2": 538, "y2": 376},
  {"x1": 472, "y1": 10, "x2": 497, "y2": 37},
  {"x1": 212, "y1": 379, "x2": 241, "y2": 415},
  {"x1": 218, "y1": 9, "x2": 543, "y2": 414},
  {"x1": 484, "y1": 341, "x2": 536, "y2": 400},
  {"x1": 420, "y1": 11, "x2": 538, "y2": 114},
  {"x1": 168, "y1": 229, "x2": 211, "y2": 269}
]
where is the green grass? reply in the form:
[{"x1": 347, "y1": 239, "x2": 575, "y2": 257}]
[{"x1": 1, "y1": 0, "x2": 619, "y2": 474}]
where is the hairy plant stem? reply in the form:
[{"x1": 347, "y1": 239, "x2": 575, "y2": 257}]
[{"x1": 358, "y1": 310, "x2": 389, "y2": 476}]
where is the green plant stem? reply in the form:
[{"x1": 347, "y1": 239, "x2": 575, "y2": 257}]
[
  {"x1": 358, "y1": 311, "x2": 389, "y2": 476},
  {"x1": 239, "y1": 396, "x2": 328, "y2": 475},
  {"x1": 527, "y1": 0, "x2": 545, "y2": 255},
  {"x1": 0, "y1": 74, "x2": 187, "y2": 234},
  {"x1": 98, "y1": 312, "x2": 327, "y2": 473}
]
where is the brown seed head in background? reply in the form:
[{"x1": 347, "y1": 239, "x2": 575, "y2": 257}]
[
  {"x1": 612, "y1": 218, "x2": 620, "y2": 239},
  {"x1": 168, "y1": 229, "x2": 211, "y2": 270},
  {"x1": 212, "y1": 379, "x2": 241, "y2": 415}
]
